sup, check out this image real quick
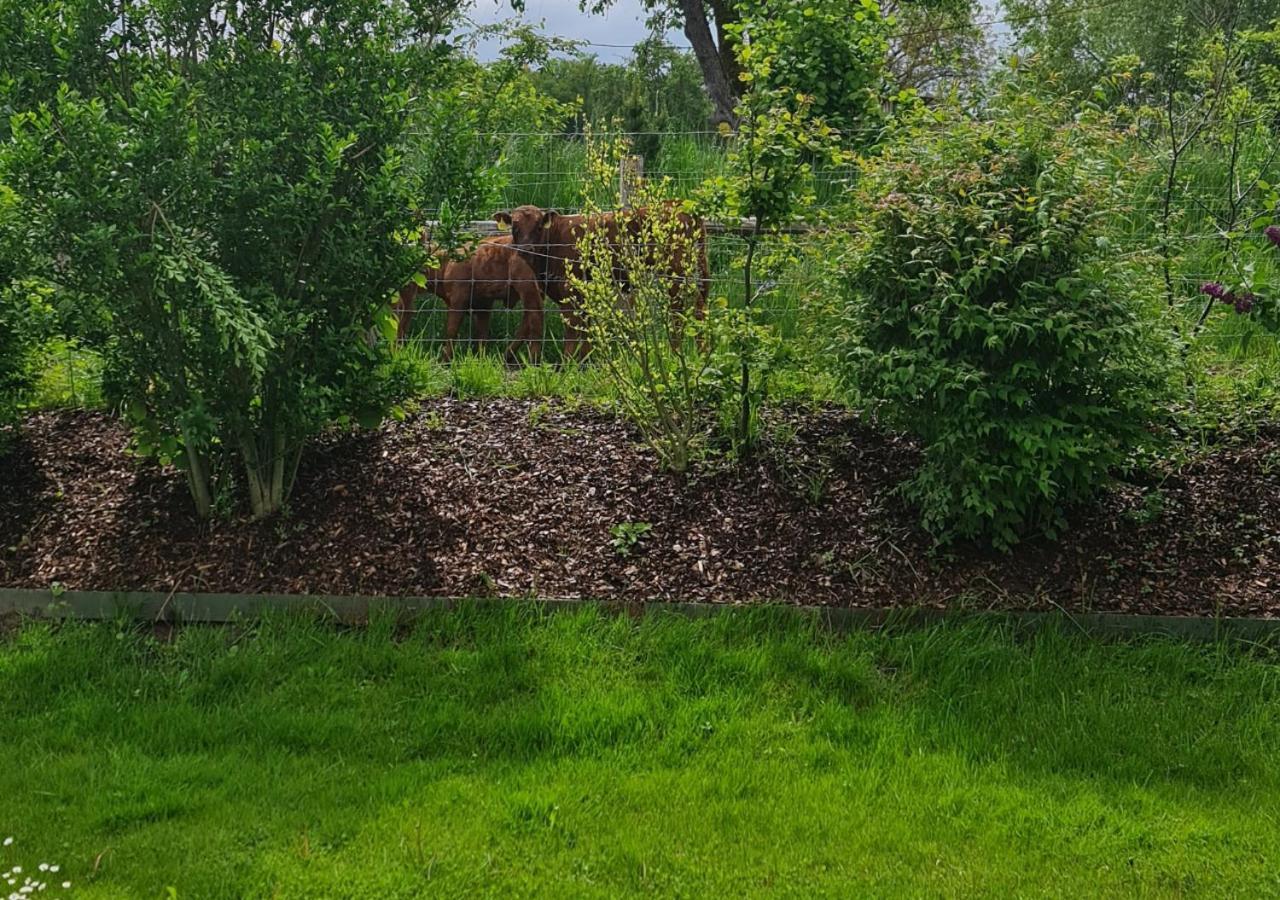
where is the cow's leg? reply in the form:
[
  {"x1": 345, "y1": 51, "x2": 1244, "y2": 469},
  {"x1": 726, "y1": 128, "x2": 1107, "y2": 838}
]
[
  {"x1": 507, "y1": 280, "x2": 544, "y2": 366},
  {"x1": 442, "y1": 296, "x2": 464, "y2": 363},
  {"x1": 395, "y1": 284, "x2": 418, "y2": 345},
  {"x1": 562, "y1": 303, "x2": 589, "y2": 361},
  {"x1": 473, "y1": 299, "x2": 494, "y2": 354}
]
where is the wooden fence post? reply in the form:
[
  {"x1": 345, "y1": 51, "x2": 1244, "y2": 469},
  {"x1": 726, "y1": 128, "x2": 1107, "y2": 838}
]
[{"x1": 619, "y1": 155, "x2": 644, "y2": 208}]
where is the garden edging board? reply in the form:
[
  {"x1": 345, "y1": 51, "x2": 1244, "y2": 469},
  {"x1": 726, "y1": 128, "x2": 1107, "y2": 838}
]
[{"x1": 2, "y1": 588, "x2": 1279, "y2": 643}]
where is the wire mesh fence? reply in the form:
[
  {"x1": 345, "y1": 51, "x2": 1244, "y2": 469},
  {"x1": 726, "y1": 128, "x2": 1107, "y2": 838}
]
[
  {"x1": 387, "y1": 126, "x2": 1280, "y2": 367},
  {"x1": 39, "y1": 124, "x2": 1280, "y2": 398}
]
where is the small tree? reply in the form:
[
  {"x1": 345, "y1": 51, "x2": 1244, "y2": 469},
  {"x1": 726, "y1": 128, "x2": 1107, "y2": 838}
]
[
  {"x1": 692, "y1": 0, "x2": 884, "y2": 452},
  {"x1": 842, "y1": 84, "x2": 1175, "y2": 549},
  {"x1": 700, "y1": 91, "x2": 849, "y2": 451},
  {"x1": 2, "y1": 0, "x2": 474, "y2": 518}
]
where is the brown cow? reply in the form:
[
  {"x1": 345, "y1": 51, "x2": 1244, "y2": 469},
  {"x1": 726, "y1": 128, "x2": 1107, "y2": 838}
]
[
  {"x1": 493, "y1": 203, "x2": 710, "y2": 360},
  {"x1": 396, "y1": 234, "x2": 545, "y2": 364}
]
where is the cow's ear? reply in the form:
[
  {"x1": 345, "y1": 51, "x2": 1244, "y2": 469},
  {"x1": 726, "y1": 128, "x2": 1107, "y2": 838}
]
[
  {"x1": 494, "y1": 211, "x2": 512, "y2": 227},
  {"x1": 542, "y1": 210, "x2": 559, "y2": 229}
]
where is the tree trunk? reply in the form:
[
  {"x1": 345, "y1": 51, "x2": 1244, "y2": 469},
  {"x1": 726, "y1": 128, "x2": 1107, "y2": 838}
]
[
  {"x1": 679, "y1": 0, "x2": 739, "y2": 127},
  {"x1": 182, "y1": 436, "x2": 213, "y2": 519},
  {"x1": 708, "y1": 0, "x2": 743, "y2": 94}
]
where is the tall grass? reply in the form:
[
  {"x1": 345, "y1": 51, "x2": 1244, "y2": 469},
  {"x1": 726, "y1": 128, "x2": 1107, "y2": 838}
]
[{"x1": 28, "y1": 338, "x2": 104, "y2": 410}]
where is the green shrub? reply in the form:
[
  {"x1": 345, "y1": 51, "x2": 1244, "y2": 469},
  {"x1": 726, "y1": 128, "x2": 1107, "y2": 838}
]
[
  {"x1": 0, "y1": 302, "x2": 35, "y2": 442},
  {"x1": 0, "y1": 186, "x2": 42, "y2": 445},
  {"x1": 1, "y1": 0, "x2": 478, "y2": 518},
  {"x1": 841, "y1": 87, "x2": 1175, "y2": 549},
  {"x1": 572, "y1": 133, "x2": 717, "y2": 473}
]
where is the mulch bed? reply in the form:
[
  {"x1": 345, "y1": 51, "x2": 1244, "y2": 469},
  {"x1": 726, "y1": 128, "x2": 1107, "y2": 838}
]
[{"x1": 2, "y1": 401, "x2": 1279, "y2": 616}]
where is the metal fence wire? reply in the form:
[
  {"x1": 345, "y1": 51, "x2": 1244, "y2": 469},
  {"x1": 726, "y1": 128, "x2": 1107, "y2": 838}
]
[
  {"x1": 44, "y1": 126, "x2": 1280, "y2": 389},
  {"x1": 388, "y1": 131, "x2": 1280, "y2": 365}
]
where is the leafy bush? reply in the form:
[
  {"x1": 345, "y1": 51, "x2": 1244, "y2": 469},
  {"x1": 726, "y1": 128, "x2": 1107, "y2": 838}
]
[
  {"x1": 573, "y1": 134, "x2": 714, "y2": 473},
  {"x1": 1, "y1": 0, "x2": 475, "y2": 517},
  {"x1": 841, "y1": 88, "x2": 1175, "y2": 549}
]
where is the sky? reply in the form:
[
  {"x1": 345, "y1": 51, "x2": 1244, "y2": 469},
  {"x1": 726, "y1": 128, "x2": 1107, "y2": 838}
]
[
  {"x1": 464, "y1": 0, "x2": 1010, "y2": 64},
  {"x1": 465, "y1": 0, "x2": 684, "y2": 63}
]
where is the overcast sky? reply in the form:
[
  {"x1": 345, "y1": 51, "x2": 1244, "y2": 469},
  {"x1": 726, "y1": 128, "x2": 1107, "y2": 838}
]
[
  {"x1": 465, "y1": 0, "x2": 684, "y2": 62},
  {"x1": 464, "y1": 0, "x2": 1009, "y2": 63}
]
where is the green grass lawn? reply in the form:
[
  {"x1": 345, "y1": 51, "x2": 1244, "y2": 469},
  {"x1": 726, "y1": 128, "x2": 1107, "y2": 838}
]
[{"x1": 3, "y1": 606, "x2": 1279, "y2": 898}]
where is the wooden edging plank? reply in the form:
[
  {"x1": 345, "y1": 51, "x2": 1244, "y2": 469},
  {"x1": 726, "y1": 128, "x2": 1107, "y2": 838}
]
[{"x1": 1, "y1": 588, "x2": 1278, "y2": 643}]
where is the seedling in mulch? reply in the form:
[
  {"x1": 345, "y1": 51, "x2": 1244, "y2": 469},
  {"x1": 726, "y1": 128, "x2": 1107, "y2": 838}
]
[
  {"x1": 610, "y1": 521, "x2": 653, "y2": 557},
  {"x1": 1261, "y1": 449, "x2": 1280, "y2": 476},
  {"x1": 422, "y1": 410, "x2": 446, "y2": 432},
  {"x1": 527, "y1": 401, "x2": 553, "y2": 429},
  {"x1": 1124, "y1": 488, "x2": 1166, "y2": 526},
  {"x1": 765, "y1": 421, "x2": 833, "y2": 504},
  {"x1": 469, "y1": 571, "x2": 498, "y2": 597}
]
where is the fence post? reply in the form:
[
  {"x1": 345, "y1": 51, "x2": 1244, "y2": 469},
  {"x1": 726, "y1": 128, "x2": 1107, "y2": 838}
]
[{"x1": 619, "y1": 155, "x2": 644, "y2": 208}]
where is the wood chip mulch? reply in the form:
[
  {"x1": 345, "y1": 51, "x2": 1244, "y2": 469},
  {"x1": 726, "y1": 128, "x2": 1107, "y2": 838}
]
[{"x1": 2, "y1": 401, "x2": 1279, "y2": 617}]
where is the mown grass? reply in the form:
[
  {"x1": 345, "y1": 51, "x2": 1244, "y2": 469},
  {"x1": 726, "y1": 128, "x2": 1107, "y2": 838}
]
[{"x1": 2, "y1": 606, "x2": 1279, "y2": 898}]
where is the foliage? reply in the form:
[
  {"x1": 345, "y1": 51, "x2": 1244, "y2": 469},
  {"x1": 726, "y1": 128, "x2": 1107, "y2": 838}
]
[
  {"x1": 842, "y1": 85, "x2": 1176, "y2": 549},
  {"x1": 1205, "y1": 226, "x2": 1280, "y2": 331},
  {"x1": 0, "y1": 0, "x2": 475, "y2": 518},
  {"x1": 0, "y1": 186, "x2": 45, "y2": 445},
  {"x1": 0, "y1": 1, "x2": 122, "y2": 140},
  {"x1": 1001, "y1": 0, "x2": 1280, "y2": 96},
  {"x1": 406, "y1": 24, "x2": 573, "y2": 246},
  {"x1": 28, "y1": 338, "x2": 103, "y2": 411},
  {"x1": 881, "y1": 0, "x2": 988, "y2": 99},
  {"x1": 609, "y1": 520, "x2": 653, "y2": 556},
  {"x1": 1140, "y1": 27, "x2": 1280, "y2": 334},
  {"x1": 731, "y1": 0, "x2": 895, "y2": 146},
  {"x1": 530, "y1": 38, "x2": 713, "y2": 159},
  {"x1": 573, "y1": 132, "x2": 715, "y2": 473},
  {"x1": 1107, "y1": 25, "x2": 1280, "y2": 325}
]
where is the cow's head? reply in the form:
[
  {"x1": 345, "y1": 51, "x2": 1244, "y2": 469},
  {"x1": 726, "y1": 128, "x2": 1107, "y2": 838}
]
[{"x1": 494, "y1": 205, "x2": 558, "y2": 264}]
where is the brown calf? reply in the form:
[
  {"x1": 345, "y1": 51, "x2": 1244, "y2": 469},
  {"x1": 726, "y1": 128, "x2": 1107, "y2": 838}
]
[
  {"x1": 493, "y1": 203, "x2": 710, "y2": 360},
  {"x1": 396, "y1": 234, "x2": 545, "y2": 364}
]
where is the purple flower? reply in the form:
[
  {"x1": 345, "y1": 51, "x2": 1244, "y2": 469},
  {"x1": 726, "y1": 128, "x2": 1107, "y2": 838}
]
[
  {"x1": 1235, "y1": 292, "x2": 1255, "y2": 314},
  {"x1": 1266, "y1": 225, "x2": 1280, "y2": 248},
  {"x1": 1200, "y1": 282, "x2": 1228, "y2": 300}
]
